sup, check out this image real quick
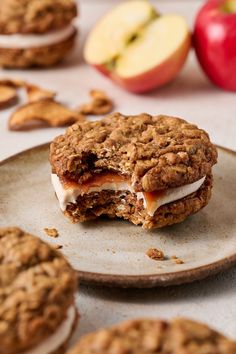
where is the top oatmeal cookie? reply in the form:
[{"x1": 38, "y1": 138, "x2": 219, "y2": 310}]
[
  {"x1": 50, "y1": 113, "x2": 217, "y2": 192},
  {"x1": 0, "y1": 227, "x2": 77, "y2": 354},
  {"x1": 0, "y1": 0, "x2": 77, "y2": 34},
  {"x1": 68, "y1": 317, "x2": 236, "y2": 354}
]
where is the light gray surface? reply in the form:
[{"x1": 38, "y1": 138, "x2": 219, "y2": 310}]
[
  {"x1": 0, "y1": 0, "x2": 236, "y2": 347},
  {"x1": 0, "y1": 0, "x2": 236, "y2": 159}
]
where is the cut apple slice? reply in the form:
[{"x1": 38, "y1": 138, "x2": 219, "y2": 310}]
[
  {"x1": 84, "y1": 0, "x2": 158, "y2": 65},
  {"x1": 84, "y1": 1, "x2": 191, "y2": 93},
  {"x1": 113, "y1": 14, "x2": 191, "y2": 92},
  {"x1": 116, "y1": 15, "x2": 189, "y2": 77}
]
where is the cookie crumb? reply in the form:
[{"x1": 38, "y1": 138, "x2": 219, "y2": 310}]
[
  {"x1": 171, "y1": 255, "x2": 184, "y2": 264},
  {"x1": 44, "y1": 228, "x2": 59, "y2": 238},
  {"x1": 53, "y1": 244, "x2": 63, "y2": 249},
  {"x1": 146, "y1": 248, "x2": 165, "y2": 261}
]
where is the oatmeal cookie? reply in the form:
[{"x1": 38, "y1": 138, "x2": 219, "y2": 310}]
[
  {"x1": 50, "y1": 113, "x2": 217, "y2": 229},
  {"x1": 0, "y1": 227, "x2": 78, "y2": 354},
  {"x1": 67, "y1": 317, "x2": 236, "y2": 354},
  {"x1": 0, "y1": 0, "x2": 77, "y2": 68},
  {"x1": 0, "y1": 0, "x2": 77, "y2": 34},
  {"x1": 50, "y1": 113, "x2": 217, "y2": 190}
]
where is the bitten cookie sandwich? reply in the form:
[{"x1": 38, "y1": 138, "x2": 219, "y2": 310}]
[
  {"x1": 0, "y1": 0, "x2": 77, "y2": 68},
  {"x1": 50, "y1": 113, "x2": 217, "y2": 229},
  {"x1": 67, "y1": 317, "x2": 236, "y2": 354},
  {"x1": 0, "y1": 227, "x2": 78, "y2": 354}
]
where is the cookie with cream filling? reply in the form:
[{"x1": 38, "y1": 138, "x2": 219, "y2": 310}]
[
  {"x1": 0, "y1": 227, "x2": 79, "y2": 354},
  {"x1": 0, "y1": 0, "x2": 77, "y2": 68},
  {"x1": 50, "y1": 113, "x2": 217, "y2": 229}
]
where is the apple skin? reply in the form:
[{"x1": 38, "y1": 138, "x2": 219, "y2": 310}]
[
  {"x1": 92, "y1": 35, "x2": 191, "y2": 94},
  {"x1": 94, "y1": 64, "x2": 110, "y2": 77},
  {"x1": 194, "y1": 0, "x2": 236, "y2": 91},
  {"x1": 111, "y1": 35, "x2": 191, "y2": 93}
]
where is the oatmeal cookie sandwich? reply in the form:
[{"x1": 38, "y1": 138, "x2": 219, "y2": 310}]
[
  {"x1": 0, "y1": 0, "x2": 78, "y2": 68},
  {"x1": 67, "y1": 317, "x2": 236, "y2": 354},
  {"x1": 50, "y1": 113, "x2": 217, "y2": 229},
  {"x1": 0, "y1": 227, "x2": 79, "y2": 354}
]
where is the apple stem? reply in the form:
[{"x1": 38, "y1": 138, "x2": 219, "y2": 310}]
[{"x1": 222, "y1": 0, "x2": 236, "y2": 13}]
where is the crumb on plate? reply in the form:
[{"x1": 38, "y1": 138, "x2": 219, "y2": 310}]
[{"x1": 146, "y1": 248, "x2": 165, "y2": 261}]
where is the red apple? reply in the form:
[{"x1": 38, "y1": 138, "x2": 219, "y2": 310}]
[
  {"x1": 194, "y1": 0, "x2": 236, "y2": 91},
  {"x1": 84, "y1": 1, "x2": 191, "y2": 93}
]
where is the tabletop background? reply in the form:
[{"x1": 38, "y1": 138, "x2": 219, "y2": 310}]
[{"x1": 0, "y1": 0, "x2": 236, "y2": 346}]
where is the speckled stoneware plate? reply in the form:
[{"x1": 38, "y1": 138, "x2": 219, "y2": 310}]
[{"x1": 0, "y1": 144, "x2": 236, "y2": 288}]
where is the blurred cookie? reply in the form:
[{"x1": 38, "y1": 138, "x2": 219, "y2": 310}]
[
  {"x1": 50, "y1": 113, "x2": 217, "y2": 229},
  {"x1": 67, "y1": 317, "x2": 236, "y2": 354},
  {"x1": 0, "y1": 0, "x2": 78, "y2": 68},
  {"x1": 0, "y1": 227, "x2": 78, "y2": 354}
]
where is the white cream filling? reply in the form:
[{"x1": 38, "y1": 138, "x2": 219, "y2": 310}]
[
  {"x1": 0, "y1": 25, "x2": 75, "y2": 48},
  {"x1": 51, "y1": 174, "x2": 206, "y2": 217},
  {"x1": 23, "y1": 305, "x2": 76, "y2": 354},
  {"x1": 143, "y1": 176, "x2": 206, "y2": 216}
]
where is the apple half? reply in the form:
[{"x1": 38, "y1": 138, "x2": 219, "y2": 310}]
[{"x1": 84, "y1": 1, "x2": 191, "y2": 93}]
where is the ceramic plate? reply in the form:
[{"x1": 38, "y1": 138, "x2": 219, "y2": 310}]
[{"x1": 0, "y1": 144, "x2": 236, "y2": 288}]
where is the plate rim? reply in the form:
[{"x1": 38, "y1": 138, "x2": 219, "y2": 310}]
[
  {"x1": 77, "y1": 253, "x2": 236, "y2": 288},
  {"x1": 1, "y1": 142, "x2": 236, "y2": 288}
]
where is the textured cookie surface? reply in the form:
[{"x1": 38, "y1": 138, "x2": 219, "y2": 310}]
[
  {"x1": 0, "y1": 0, "x2": 77, "y2": 34},
  {"x1": 68, "y1": 317, "x2": 236, "y2": 354},
  {"x1": 0, "y1": 227, "x2": 77, "y2": 354},
  {"x1": 0, "y1": 30, "x2": 76, "y2": 68},
  {"x1": 50, "y1": 113, "x2": 217, "y2": 192}
]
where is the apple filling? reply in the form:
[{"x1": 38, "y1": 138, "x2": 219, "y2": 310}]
[
  {"x1": 0, "y1": 24, "x2": 75, "y2": 49},
  {"x1": 51, "y1": 173, "x2": 206, "y2": 217}
]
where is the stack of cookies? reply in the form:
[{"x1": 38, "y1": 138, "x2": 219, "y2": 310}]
[
  {"x1": 0, "y1": 0, "x2": 78, "y2": 68},
  {"x1": 0, "y1": 227, "x2": 79, "y2": 354}
]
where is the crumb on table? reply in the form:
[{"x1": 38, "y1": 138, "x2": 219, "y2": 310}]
[
  {"x1": 171, "y1": 255, "x2": 184, "y2": 264},
  {"x1": 44, "y1": 228, "x2": 59, "y2": 238},
  {"x1": 146, "y1": 248, "x2": 165, "y2": 261}
]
